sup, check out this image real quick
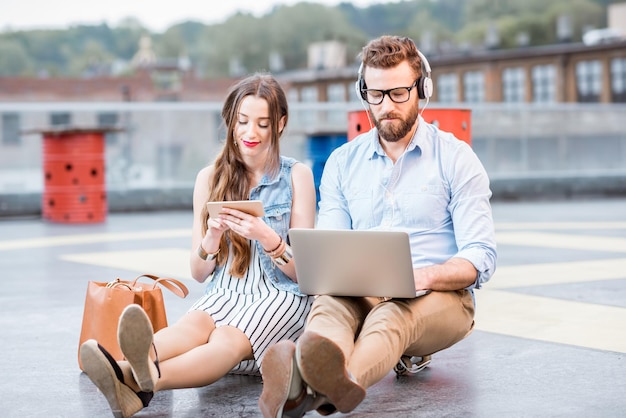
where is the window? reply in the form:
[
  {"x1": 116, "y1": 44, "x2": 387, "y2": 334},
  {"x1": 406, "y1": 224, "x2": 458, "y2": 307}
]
[
  {"x1": 463, "y1": 71, "x2": 484, "y2": 103},
  {"x1": 502, "y1": 67, "x2": 526, "y2": 103},
  {"x1": 611, "y1": 58, "x2": 626, "y2": 103},
  {"x1": 326, "y1": 83, "x2": 346, "y2": 124},
  {"x1": 2, "y1": 113, "x2": 21, "y2": 145},
  {"x1": 576, "y1": 60, "x2": 602, "y2": 103},
  {"x1": 327, "y1": 83, "x2": 345, "y2": 102},
  {"x1": 50, "y1": 112, "x2": 71, "y2": 126},
  {"x1": 437, "y1": 73, "x2": 458, "y2": 103},
  {"x1": 300, "y1": 86, "x2": 318, "y2": 126},
  {"x1": 531, "y1": 64, "x2": 556, "y2": 103},
  {"x1": 287, "y1": 88, "x2": 299, "y2": 103},
  {"x1": 349, "y1": 81, "x2": 361, "y2": 103},
  {"x1": 301, "y1": 86, "x2": 318, "y2": 102},
  {"x1": 98, "y1": 112, "x2": 120, "y2": 145}
]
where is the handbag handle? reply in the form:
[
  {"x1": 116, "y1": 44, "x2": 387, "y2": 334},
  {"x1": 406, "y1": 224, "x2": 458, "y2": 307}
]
[
  {"x1": 105, "y1": 279, "x2": 134, "y2": 291},
  {"x1": 131, "y1": 274, "x2": 189, "y2": 298}
]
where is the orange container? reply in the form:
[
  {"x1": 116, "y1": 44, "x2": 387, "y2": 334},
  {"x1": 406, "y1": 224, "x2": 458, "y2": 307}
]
[
  {"x1": 347, "y1": 108, "x2": 472, "y2": 146},
  {"x1": 422, "y1": 108, "x2": 471, "y2": 146},
  {"x1": 43, "y1": 186, "x2": 107, "y2": 223},
  {"x1": 40, "y1": 129, "x2": 108, "y2": 223},
  {"x1": 347, "y1": 109, "x2": 373, "y2": 141}
]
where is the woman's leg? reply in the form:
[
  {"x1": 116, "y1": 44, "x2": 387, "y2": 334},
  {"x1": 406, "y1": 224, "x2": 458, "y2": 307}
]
[
  {"x1": 152, "y1": 310, "x2": 217, "y2": 362},
  {"x1": 156, "y1": 325, "x2": 253, "y2": 390},
  {"x1": 121, "y1": 308, "x2": 253, "y2": 391}
]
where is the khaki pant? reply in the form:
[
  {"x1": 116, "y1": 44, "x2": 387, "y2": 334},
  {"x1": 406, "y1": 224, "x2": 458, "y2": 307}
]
[{"x1": 303, "y1": 290, "x2": 475, "y2": 389}]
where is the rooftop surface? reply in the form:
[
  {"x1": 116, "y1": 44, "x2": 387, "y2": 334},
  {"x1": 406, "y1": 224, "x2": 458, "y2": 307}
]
[{"x1": 1, "y1": 198, "x2": 625, "y2": 417}]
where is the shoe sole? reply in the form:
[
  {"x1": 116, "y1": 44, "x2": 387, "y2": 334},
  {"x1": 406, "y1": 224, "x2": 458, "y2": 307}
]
[
  {"x1": 118, "y1": 304, "x2": 158, "y2": 392},
  {"x1": 258, "y1": 341, "x2": 297, "y2": 418},
  {"x1": 296, "y1": 332, "x2": 365, "y2": 413},
  {"x1": 80, "y1": 340, "x2": 143, "y2": 418}
]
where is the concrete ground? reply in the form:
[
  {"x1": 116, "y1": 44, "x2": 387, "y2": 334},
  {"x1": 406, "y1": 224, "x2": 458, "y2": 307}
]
[{"x1": 0, "y1": 198, "x2": 625, "y2": 417}]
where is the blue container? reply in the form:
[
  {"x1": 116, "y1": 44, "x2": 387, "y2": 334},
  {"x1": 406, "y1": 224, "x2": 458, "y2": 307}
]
[{"x1": 307, "y1": 133, "x2": 347, "y2": 202}]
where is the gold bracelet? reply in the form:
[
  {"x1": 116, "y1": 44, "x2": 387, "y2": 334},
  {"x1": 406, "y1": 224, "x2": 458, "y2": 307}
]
[
  {"x1": 272, "y1": 244, "x2": 293, "y2": 266},
  {"x1": 268, "y1": 239, "x2": 286, "y2": 258},
  {"x1": 198, "y1": 244, "x2": 220, "y2": 261},
  {"x1": 263, "y1": 235, "x2": 283, "y2": 254}
]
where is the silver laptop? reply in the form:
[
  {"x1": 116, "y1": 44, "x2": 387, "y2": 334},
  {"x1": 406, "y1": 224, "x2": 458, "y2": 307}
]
[{"x1": 289, "y1": 228, "x2": 430, "y2": 299}]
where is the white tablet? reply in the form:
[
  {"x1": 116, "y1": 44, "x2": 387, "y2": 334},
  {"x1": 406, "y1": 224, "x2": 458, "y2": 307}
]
[{"x1": 206, "y1": 200, "x2": 264, "y2": 218}]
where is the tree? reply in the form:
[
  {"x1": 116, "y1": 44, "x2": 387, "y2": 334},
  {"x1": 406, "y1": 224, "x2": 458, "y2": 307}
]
[
  {"x1": 267, "y1": 3, "x2": 366, "y2": 69},
  {"x1": 0, "y1": 0, "x2": 619, "y2": 77},
  {"x1": 68, "y1": 39, "x2": 115, "y2": 76},
  {"x1": 0, "y1": 39, "x2": 33, "y2": 76}
]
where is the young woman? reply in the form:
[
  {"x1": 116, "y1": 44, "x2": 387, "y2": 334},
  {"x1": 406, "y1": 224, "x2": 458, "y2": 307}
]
[{"x1": 80, "y1": 73, "x2": 317, "y2": 418}]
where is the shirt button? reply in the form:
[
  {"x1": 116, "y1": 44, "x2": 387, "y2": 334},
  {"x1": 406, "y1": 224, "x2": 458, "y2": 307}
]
[
  {"x1": 276, "y1": 215, "x2": 282, "y2": 220},
  {"x1": 421, "y1": 186, "x2": 427, "y2": 191}
]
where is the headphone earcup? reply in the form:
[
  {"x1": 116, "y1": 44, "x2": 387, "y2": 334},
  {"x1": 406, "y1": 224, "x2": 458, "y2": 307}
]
[
  {"x1": 357, "y1": 79, "x2": 368, "y2": 101},
  {"x1": 417, "y1": 76, "x2": 433, "y2": 100},
  {"x1": 422, "y1": 77, "x2": 433, "y2": 99},
  {"x1": 417, "y1": 76, "x2": 426, "y2": 100}
]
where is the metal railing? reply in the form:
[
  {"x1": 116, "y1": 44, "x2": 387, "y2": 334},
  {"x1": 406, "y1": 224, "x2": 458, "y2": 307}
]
[{"x1": 1, "y1": 102, "x2": 625, "y2": 196}]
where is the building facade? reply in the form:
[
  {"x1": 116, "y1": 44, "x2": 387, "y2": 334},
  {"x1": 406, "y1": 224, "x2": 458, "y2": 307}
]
[{"x1": 280, "y1": 40, "x2": 626, "y2": 106}]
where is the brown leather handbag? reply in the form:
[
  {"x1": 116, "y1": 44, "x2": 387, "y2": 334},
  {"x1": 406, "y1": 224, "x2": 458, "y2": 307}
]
[{"x1": 77, "y1": 274, "x2": 188, "y2": 371}]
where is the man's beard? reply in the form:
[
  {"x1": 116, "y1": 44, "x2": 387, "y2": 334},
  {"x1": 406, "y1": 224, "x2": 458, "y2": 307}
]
[{"x1": 370, "y1": 101, "x2": 419, "y2": 143}]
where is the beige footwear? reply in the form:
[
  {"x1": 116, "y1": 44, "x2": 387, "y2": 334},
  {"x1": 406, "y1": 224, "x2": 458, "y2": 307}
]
[
  {"x1": 80, "y1": 339, "x2": 153, "y2": 418},
  {"x1": 296, "y1": 331, "x2": 366, "y2": 413},
  {"x1": 259, "y1": 340, "x2": 326, "y2": 418},
  {"x1": 118, "y1": 304, "x2": 160, "y2": 392}
]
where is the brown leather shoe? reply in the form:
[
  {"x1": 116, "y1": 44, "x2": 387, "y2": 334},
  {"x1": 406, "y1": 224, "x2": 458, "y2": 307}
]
[
  {"x1": 259, "y1": 340, "x2": 329, "y2": 418},
  {"x1": 118, "y1": 304, "x2": 160, "y2": 392},
  {"x1": 80, "y1": 340, "x2": 153, "y2": 418},
  {"x1": 259, "y1": 340, "x2": 307, "y2": 418},
  {"x1": 296, "y1": 331, "x2": 366, "y2": 413}
]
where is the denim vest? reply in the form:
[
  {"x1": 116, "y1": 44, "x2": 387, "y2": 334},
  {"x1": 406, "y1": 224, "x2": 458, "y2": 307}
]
[{"x1": 206, "y1": 156, "x2": 304, "y2": 296}]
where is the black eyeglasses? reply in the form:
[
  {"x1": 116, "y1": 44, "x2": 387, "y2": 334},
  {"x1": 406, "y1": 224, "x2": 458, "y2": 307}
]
[{"x1": 361, "y1": 80, "x2": 419, "y2": 105}]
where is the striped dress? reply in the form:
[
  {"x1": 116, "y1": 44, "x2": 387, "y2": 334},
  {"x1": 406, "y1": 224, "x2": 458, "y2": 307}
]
[{"x1": 189, "y1": 240, "x2": 314, "y2": 375}]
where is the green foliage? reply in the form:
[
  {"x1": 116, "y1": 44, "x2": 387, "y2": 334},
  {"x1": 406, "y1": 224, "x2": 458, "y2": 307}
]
[
  {"x1": 0, "y1": 38, "x2": 33, "y2": 76},
  {"x1": 195, "y1": 3, "x2": 365, "y2": 77},
  {"x1": 0, "y1": 0, "x2": 620, "y2": 78},
  {"x1": 265, "y1": 3, "x2": 366, "y2": 68},
  {"x1": 454, "y1": 0, "x2": 609, "y2": 48}
]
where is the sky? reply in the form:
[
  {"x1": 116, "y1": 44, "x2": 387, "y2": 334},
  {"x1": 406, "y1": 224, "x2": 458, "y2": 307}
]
[{"x1": 1, "y1": 0, "x2": 397, "y2": 33}]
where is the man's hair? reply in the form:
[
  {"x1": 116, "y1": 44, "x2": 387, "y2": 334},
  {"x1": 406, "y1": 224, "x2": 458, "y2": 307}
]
[{"x1": 360, "y1": 35, "x2": 423, "y2": 80}]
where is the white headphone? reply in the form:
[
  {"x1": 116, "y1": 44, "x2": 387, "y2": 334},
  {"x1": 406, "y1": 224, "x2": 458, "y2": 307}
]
[{"x1": 354, "y1": 49, "x2": 433, "y2": 101}]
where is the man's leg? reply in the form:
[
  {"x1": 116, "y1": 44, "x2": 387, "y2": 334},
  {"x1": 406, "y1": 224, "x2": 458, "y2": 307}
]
[
  {"x1": 259, "y1": 296, "x2": 371, "y2": 417},
  {"x1": 349, "y1": 290, "x2": 475, "y2": 389},
  {"x1": 295, "y1": 296, "x2": 372, "y2": 413},
  {"x1": 303, "y1": 295, "x2": 371, "y2": 357}
]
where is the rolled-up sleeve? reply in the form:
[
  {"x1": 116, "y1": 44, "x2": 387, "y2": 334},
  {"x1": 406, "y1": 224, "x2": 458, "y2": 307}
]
[{"x1": 448, "y1": 144, "x2": 497, "y2": 289}]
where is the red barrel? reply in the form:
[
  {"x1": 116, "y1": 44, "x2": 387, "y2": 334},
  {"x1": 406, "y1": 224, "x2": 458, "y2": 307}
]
[{"x1": 41, "y1": 129, "x2": 107, "y2": 223}]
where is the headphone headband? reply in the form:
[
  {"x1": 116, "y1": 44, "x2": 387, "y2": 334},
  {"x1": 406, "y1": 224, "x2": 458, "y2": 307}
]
[
  {"x1": 356, "y1": 49, "x2": 433, "y2": 101},
  {"x1": 417, "y1": 50, "x2": 431, "y2": 76}
]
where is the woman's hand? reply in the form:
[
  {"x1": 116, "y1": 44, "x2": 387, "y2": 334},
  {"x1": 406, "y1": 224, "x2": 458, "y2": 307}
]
[
  {"x1": 199, "y1": 215, "x2": 228, "y2": 255},
  {"x1": 219, "y1": 207, "x2": 278, "y2": 250}
]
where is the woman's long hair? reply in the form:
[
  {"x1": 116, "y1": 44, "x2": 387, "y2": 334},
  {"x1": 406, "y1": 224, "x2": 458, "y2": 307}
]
[{"x1": 201, "y1": 73, "x2": 288, "y2": 277}]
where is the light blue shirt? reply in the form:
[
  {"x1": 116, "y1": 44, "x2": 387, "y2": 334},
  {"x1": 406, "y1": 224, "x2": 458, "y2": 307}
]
[{"x1": 317, "y1": 115, "x2": 497, "y2": 289}]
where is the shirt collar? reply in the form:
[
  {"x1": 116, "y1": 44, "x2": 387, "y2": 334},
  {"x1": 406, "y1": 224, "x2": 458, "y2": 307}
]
[{"x1": 367, "y1": 114, "x2": 426, "y2": 159}]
